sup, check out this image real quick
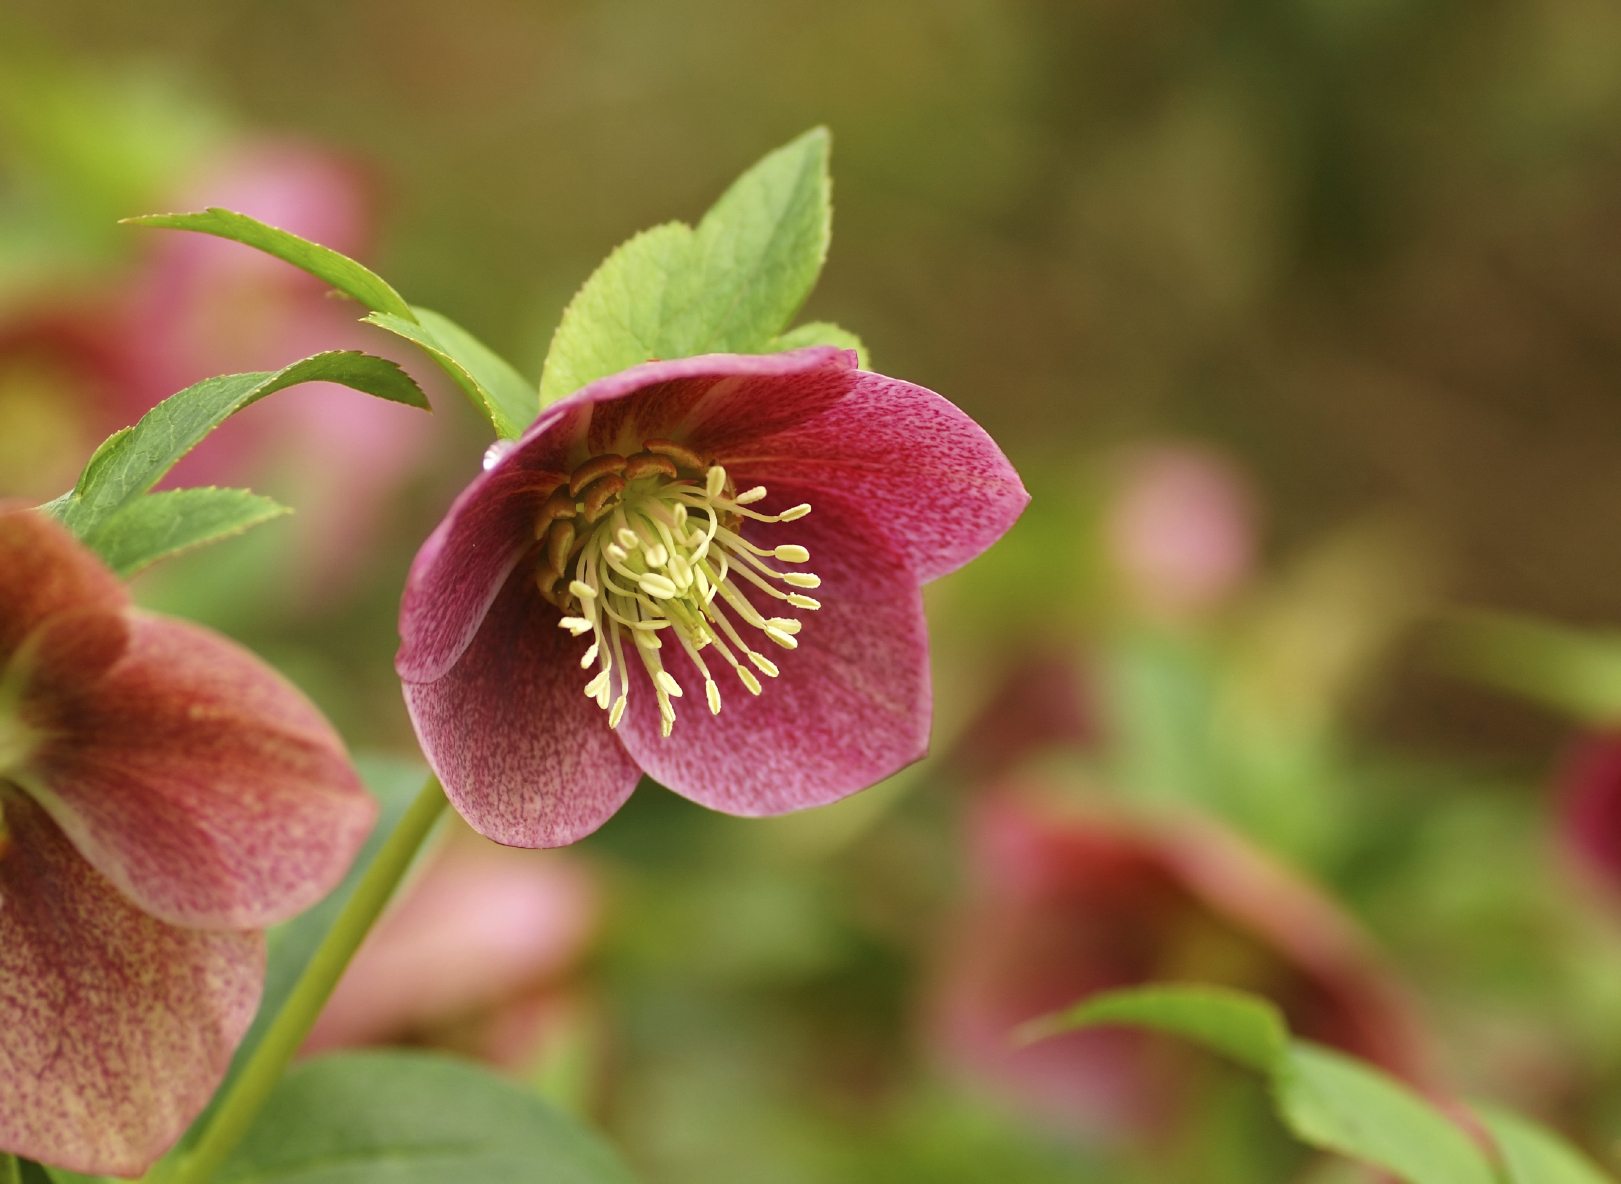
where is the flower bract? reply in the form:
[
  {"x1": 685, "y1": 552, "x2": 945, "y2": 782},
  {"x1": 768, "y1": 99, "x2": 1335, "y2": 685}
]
[{"x1": 397, "y1": 347, "x2": 1028, "y2": 847}]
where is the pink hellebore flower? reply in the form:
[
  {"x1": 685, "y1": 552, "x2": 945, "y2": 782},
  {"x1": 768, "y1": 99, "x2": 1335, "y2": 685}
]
[
  {"x1": 930, "y1": 792, "x2": 1429, "y2": 1138},
  {"x1": 398, "y1": 348, "x2": 1027, "y2": 847},
  {"x1": 0, "y1": 506, "x2": 375, "y2": 1176}
]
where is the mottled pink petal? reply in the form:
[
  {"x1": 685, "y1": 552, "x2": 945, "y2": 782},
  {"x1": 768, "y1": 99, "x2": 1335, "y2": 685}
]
[
  {"x1": 0, "y1": 793, "x2": 261, "y2": 1176},
  {"x1": 542, "y1": 347, "x2": 851, "y2": 457},
  {"x1": 615, "y1": 500, "x2": 931, "y2": 814},
  {"x1": 0, "y1": 505, "x2": 127, "y2": 659},
  {"x1": 396, "y1": 461, "x2": 564, "y2": 683},
  {"x1": 24, "y1": 613, "x2": 374, "y2": 930},
  {"x1": 718, "y1": 370, "x2": 1028, "y2": 582},
  {"x1": 405, "y1": 574, "x2": 643, "y2": 847}
]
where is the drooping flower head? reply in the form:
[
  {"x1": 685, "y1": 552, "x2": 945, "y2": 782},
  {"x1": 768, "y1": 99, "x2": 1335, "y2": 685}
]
[
  {"x1": 397, "y1": 347, "x2": 1027, "y2": 847},
  {"x1": 0, "y1": 505, "x2": 375, "y2": 1175}
]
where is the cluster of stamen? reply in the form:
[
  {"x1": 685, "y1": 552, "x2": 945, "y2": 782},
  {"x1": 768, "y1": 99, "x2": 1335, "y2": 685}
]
[{"x1": 533, "y1": 438, "x2": 819, "y2": 737}]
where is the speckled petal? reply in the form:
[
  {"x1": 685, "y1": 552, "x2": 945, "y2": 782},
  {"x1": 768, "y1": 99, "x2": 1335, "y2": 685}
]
[
  {"x1": 404, "y1": 573, "x2": 643, "y2": 847},
  {"x1": 24, "y1": 613, "x2": 374, "y2": 930},
  {"x1": 718, "y1": 370, "x2": 1029, "y2": 582},
  {"x1": 614, "y1": 497, "x2": 931, "y2": 815},
  {"x1": 0, "y1": 792, "x2": 261, "y2": 1176},
  {"x1": 395, "y1": 459, "x2": 565, "y2": 683}
]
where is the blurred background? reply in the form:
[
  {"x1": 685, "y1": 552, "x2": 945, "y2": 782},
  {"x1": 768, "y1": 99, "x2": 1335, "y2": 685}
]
[{"x1": 4, "y1": 2, "x2": 1621, "y2": 1180}]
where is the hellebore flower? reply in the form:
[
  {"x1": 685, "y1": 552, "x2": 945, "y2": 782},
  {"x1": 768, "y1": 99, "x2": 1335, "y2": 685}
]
[
  {"x1": 397, "y1": 347, "x2": 1027, "y2": 847},
  {"x1": 928, "y1": 791, "x2": 1429, "y2": 1139},
  {"x1": 0, "y1": 506, "x2": 375, "y2": 1176}
]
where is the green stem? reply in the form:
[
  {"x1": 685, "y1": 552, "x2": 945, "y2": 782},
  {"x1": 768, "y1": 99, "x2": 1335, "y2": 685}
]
[{"x1": 162, "y1": 775, "x2": 448, "y2": 1184}]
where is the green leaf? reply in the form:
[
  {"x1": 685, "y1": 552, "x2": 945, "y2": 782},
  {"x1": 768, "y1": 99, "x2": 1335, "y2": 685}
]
[
  {"x1": 173, "y1": 757, "x2": 432, "y2": 1159},
  {"x1": 364, "y1": 307, "x2": 535, "y2": 439},
  {"x1": 124, "y1": 208, "x2": 547, "y2": 438},
  {"x1": 539, "y1": 127, "x2": 832, "y2": 405},
  {"x1": 1476, "y1": 1104, "x2": 1618, "y2": 1184},
  {"x1": 1027, "y1": 985, "x2": 1499, "y2": 1184},
  {"x1": 123, "y1": 209, "x2": 415, "y2": 320},
  {"x1": 215, "y1": 1050, "x2": 638, "y2": 1183},
  {"x1": 1020, "y1": 983, "x2": 1288, "y2": 1073},
  {"x1": 44, "y1": 351, "x2": 428, "y2": 551},
  {"x1": 85, "y1": 487, "x2": 289, "y2": 577},
  {"x1": 772, "y1": 320, "x2": 868, "y2": 367},
  {"x1": 1276, "y1": 1043, "x2": 1496, "y2": 1184}
]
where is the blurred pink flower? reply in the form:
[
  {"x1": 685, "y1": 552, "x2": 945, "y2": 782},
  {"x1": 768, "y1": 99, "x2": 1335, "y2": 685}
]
[
  {"x1": 1104, "y1": 444, "x2": 1258, "y2": 619},
  {"x1": 929, "y1": 790, "x2": 1428, "y2": 1138},
  {"x1": 1554, "y1": 731, "x2": 1621, "y2": 898},
  {"x1": 306, "y1": 827, "x2": 600, "y2": 1070},
  {"x1": 0, "y1": 505, "x2": 375, "y2": 1175},
  {"x1": 398, "y1": 347, "x2": 1028, "y2": 847}
]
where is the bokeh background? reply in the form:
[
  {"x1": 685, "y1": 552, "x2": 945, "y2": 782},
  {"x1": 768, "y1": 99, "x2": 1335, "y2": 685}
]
[{"x1": 5, "y1": 3, "x2": 1621, "y2": 1181}]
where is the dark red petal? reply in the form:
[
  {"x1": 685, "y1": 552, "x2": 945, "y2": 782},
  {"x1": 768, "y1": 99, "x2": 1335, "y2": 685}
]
[
  {"x1": 27, "y1": 613, "x2": 374, "y2": 930},
  {"x1": 395, "y1": 460, "x2": 562, "y2": 683},
  {"x1": 615, "y1": 500, "x2": 931, "y2": 815},
  {"x1": 0, "y1": 793, "x2": 261, "y2": 1176},
  {"x1": 404, "y1": 573, "x2": 643, "y2": 847},
  {"x1": 720, "y1": 370, "x2": 1028, "y2": 583}
]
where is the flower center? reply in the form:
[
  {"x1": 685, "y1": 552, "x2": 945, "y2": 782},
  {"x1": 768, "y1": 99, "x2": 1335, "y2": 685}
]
[{"x1": 533, "y1": 439, "x2": 820, "y2": 737}]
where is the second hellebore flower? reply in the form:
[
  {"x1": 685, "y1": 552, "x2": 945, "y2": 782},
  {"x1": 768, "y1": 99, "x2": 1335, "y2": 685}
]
[
  {"x1": 0, "y1": 505, "x2": 375, "y2": 1176},
  {"x1": 398, "y1": 347, "x2": 1027, "y2": 846}
]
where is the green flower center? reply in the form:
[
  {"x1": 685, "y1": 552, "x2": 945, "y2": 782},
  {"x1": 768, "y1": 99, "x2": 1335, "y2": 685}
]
[{"x1": 534, "y1": 438, "x2": 820, "y2": 736}]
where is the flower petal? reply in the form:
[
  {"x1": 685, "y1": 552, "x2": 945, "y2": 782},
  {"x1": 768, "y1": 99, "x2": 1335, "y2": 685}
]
[
  {"x1": 396, "y1": 460, "x2": 562, "y2": 683},
  {"x1": 0, "y1": 504, "x2": 127, "y2": 661},
  {"x1": 719, "y1": 370, "x2": 1029, "y2": 582},
  {"x1": 615, "y1": 499, "x2": 931, "y2": 815},
  {"x1": 0, "y1": 792, "x2": 261, "y2": 1176},
  {"x1": 24, "y1": 613, "x2": 374, "y2": 930},
  {"x1": 404, "y1": 573, "x2": 643, "y2": 847},
  {"x1": 537, "y1": 347, "x2": 853, "y2": 459}
]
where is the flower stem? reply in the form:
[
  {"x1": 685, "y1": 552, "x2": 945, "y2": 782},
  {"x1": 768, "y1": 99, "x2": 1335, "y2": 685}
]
[{"x1": 161, "y1": 774, "x2": 449, "y2": 1184}]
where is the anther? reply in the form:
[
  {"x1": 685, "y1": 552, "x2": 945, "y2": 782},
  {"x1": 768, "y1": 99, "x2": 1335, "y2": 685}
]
[
  {"x1": 778, "y1": 504, "x2": 811, "y2": 521},
  {"x1": 783, "y1": 573, "x2": 821, "y2": 589},
  {"x1": 773, "y1": 544, "x2": 810, "y2": 563},
  {"x1": 655, "y1": 670, "x2": 684, "y2": 698},
  {"x1": 638, "y1": 573, "x2": 680, "y2": 599},
  {"x1": 748, "y1": 652, "x2": 780, "y2": 678},
  {"x1": 787, "y1": 594, "x2": 821, "y2": 610},
  {"x1": 765, "y1": 626, "x2": 798, "y2": 650},
  {"x1": 569, "y1": 579, "x2": 597, "y2": 601},
  {"x1": 705, "y1": 466, "x2": 726, "y2": 499},
  {"x1": 734, "y1": 486, "x2": 767, "y2": 505}
]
